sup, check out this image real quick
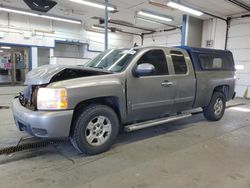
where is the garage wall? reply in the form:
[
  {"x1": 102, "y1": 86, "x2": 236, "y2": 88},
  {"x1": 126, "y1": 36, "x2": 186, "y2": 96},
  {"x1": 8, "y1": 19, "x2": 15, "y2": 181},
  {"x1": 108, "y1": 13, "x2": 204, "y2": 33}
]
[
  {"x1": 54, "y1": 43, "x2": 84, "y2": 58},
  {"x1": 202, "y1": 18, "x2": 227, "y2": 49},
  {"x1": 37, "y1": 48, "x2": 50, "y2": 67},
  {"x1": 227, "y1": 17, "x2": 250, "y2": 98},
  {"x1": 202, "y1": 17, "x2": 250, "y2": 98},
  {"x1": 133, "y1": 29, "x2": 182, "y2": 47},
  {"x1": 0, "y1": 13, "x2": 133, "y2": 61}
]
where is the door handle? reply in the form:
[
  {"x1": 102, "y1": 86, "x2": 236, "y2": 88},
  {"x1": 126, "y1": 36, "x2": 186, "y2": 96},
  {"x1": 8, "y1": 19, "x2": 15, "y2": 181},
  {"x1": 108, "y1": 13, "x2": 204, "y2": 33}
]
[{"x1": 161, "y1": 81, "x2": 173, "y2": 87}]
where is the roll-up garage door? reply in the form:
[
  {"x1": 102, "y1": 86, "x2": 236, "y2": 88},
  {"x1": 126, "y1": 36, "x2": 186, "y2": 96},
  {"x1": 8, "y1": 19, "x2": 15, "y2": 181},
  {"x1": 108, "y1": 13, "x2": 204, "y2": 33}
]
[{"x1": 227, "y1": 17, "x2": 250, "y2": 98}]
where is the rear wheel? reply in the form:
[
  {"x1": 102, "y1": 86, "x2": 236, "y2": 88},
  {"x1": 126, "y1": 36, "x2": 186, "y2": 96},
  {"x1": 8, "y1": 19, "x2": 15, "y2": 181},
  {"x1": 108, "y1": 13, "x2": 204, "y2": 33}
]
[
  {"x1": 203, "y1": 92, "x2": 226, "y2": 121},
  {"x1": 70, "y1": 104, "x2": 119, "y2": 155}
]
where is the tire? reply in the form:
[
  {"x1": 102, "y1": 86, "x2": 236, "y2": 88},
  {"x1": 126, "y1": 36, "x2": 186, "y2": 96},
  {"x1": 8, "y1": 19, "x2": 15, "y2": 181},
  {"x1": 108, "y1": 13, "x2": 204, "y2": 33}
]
[
  {"x1": 203, "y1": 92, "x2": 226, "y2": 121},
  {"x1": 70, "y1": 104, "x2": 119, "y2": 155}
]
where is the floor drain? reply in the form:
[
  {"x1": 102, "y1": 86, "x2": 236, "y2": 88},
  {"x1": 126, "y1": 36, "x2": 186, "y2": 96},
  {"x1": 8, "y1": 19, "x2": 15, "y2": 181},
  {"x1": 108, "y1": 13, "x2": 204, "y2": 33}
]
[{"x1": 0, "y1": 106, "x2": 9, "y2": 109}]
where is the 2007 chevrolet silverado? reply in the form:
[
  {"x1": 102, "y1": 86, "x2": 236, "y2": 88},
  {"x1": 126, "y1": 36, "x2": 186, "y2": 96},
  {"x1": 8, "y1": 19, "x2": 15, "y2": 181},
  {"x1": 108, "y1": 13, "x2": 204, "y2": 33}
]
[{"x1": 12, "y1": 46, "x2": 236, "y2": 155}]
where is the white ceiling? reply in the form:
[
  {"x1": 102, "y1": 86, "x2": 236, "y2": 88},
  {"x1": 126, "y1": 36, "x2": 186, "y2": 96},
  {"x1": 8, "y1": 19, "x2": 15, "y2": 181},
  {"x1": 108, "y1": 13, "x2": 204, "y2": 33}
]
[{"x1": 0, "y1": 0, "x2": 249, "y2": 33}]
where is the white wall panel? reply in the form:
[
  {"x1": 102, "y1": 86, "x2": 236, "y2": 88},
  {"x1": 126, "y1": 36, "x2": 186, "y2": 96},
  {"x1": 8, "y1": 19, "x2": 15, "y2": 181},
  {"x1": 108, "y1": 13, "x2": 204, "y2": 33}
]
[
  {"x1": 231, "y1": 49, "x2": 250, "y2": 61},
  {"x1": 86, "y1": 31, "x2": 133, "y2": 51},
  {"x1": 236, "y1": 73, "x2": 250, "y2": 86},
  {"x1": 235, "y1": 61, "x2": 250, "y2": 74},
  {"x1": 227, "y1": 17, "x2": 250, "y2": 98},
  {"x1": 227, "y1": 36, "x2": 250, "y2": 49},
  {"x1": 202, "y1": 18, "x2": 226, "y2": 49},
  {"x1": 235, "y1": 85, "x2": 247, "y2": 97},
  {"x1": 136, "y1": 30, "x2": 181, "y2": 47},
  {"x1": 51, "y1": 57, "x2": 89, "y2": 66},
  {"x1": 0, "y1": 12, "x2": 133, "y2": 65},
  {"x1": 228, "y1": 22, "x2": 250, "y2": 37}
]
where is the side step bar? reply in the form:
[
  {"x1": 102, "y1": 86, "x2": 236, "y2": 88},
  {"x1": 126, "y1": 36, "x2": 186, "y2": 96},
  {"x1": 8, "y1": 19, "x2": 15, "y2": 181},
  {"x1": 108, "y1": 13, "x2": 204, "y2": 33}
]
[{"x1": 124, "y1": 113, "x2": 192, "y2": 132}]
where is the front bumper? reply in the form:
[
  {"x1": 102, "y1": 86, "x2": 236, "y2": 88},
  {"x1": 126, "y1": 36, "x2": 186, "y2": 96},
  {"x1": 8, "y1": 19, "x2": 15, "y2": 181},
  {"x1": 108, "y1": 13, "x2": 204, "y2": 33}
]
[{"x1": 12, "y1": 98, "x2": 74, "y2": 138}]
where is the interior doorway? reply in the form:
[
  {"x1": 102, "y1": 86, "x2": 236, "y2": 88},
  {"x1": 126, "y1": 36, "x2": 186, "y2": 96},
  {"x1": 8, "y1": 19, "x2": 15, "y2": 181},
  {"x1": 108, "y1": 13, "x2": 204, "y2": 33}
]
[{"x1": 0, "y1": 45, "x2": 30, "y2": 85}]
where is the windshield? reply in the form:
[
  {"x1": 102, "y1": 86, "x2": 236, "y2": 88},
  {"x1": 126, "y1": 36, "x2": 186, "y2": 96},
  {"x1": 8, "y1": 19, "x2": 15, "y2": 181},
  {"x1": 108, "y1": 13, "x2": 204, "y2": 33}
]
[{"x1": 85, "y1": 49, "x2": 138, "y2": 72}]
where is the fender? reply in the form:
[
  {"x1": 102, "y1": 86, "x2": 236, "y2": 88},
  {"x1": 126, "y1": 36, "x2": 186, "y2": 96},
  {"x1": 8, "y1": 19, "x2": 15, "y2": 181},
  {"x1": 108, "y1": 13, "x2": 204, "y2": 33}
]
[{"x1": 48, "y1": 74, "x2": 127, "y2": 121}]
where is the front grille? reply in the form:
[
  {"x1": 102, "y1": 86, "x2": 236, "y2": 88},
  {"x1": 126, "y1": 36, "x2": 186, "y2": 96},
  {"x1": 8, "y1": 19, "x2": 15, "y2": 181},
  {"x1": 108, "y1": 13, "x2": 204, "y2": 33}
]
[{"x1": 19, "y1": 85, "x2": 43, "y2": 111}]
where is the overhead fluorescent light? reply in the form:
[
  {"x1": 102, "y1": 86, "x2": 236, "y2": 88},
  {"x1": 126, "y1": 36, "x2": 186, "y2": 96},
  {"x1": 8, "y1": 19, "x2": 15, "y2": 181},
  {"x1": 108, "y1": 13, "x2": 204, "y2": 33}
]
[
  {"x1": 0, "y1": 7, "x2": 39, "y2": 17},
  {"x1": 0, "y1": 50, "x2": 4, "y2": 52},
  {"x1": 137, "y1": 10, "x2": 173, "y2": 22},
  {"x1": 1, "y1": 46, "x2": 11, "y2": 49},
  {"x1": 69, "y1": 0, "x2": 116, "y2": 11},
  {"x1": 136, "y1": 17, "x2": 165, "y2": 25},
  {"x1": 40, "y1": 15, "x2": 81, "y2": 24},
  {"x1": 167, "y1": 1, "x2": 203, "y2": 16},
  {"x1": 0, "y1": 6, "x2": 82, "y2": 24}
]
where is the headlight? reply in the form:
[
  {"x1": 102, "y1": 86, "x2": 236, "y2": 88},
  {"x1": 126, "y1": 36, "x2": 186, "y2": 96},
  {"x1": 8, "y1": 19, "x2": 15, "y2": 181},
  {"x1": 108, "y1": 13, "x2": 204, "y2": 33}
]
[{"x1": 37, "y1": 88, "x2": 68, "y2": 110}]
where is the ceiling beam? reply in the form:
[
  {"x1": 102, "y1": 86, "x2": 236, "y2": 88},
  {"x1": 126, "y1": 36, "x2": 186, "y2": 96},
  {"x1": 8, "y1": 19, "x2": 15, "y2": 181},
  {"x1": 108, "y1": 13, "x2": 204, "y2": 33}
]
[
  {"x1": 93, "y1": 17, "x2": 156, "y2": 32},
  {"x1": 226, "y1": 0, "x2": 250, "y2": 11}
]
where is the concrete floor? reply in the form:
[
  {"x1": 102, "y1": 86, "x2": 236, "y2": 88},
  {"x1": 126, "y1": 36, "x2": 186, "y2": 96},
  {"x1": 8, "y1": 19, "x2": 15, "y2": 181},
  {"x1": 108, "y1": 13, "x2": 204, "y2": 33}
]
[{"x1": 1, "y1": 86, "x2": 250, "y2": 188}]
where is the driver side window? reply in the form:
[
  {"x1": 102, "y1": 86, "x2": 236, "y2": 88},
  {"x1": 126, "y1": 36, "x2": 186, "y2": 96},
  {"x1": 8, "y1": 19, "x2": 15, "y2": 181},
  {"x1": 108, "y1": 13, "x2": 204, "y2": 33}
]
[{"x1": 137, "y1": 50, "x2": 169, "y2": 75}]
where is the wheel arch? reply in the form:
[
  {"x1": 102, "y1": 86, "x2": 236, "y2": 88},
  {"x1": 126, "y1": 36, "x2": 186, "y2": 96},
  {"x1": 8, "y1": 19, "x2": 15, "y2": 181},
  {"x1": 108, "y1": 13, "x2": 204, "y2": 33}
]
[
  {"x1": 213, "y1": 85, "x2": 230, "y2": 100},
  {"x1": 70, "y1": 96, "x2": 125, "y2": 135}
]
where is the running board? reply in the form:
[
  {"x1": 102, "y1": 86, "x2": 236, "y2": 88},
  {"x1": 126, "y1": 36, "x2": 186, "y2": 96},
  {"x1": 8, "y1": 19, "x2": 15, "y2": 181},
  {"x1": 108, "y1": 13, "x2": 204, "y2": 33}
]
[{"x1": 124, "y1": 113, "x2": 192, "y2": 132}]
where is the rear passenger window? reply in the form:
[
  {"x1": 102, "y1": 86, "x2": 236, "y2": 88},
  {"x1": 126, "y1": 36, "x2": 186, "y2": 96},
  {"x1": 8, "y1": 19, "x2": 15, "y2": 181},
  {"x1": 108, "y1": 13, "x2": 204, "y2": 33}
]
[
  {"x1": 170, "y1": 50, "x2": 187, "y2": 74},
  {"x1": 199, "y1": 54, "x2": 233, "y2": 70}
]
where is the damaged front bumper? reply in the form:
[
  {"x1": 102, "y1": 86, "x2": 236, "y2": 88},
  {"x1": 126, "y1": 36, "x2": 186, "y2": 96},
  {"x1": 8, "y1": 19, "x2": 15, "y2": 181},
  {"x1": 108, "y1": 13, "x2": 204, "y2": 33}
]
[{"x1": 12, "y1": 98, "x2": 73, "y2": 138}]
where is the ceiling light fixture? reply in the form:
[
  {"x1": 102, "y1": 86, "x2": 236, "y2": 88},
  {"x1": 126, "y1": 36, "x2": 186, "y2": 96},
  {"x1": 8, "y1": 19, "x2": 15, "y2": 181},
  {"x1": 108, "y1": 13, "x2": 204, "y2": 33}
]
[
  {"x1": 136, "y1": 17, "x2": 165, "y2": 25},
  {"x1": 167, "y1": 1, "x2": 203, "y2": 16},
  {"x1": 1, "y1": 46, "x2": 11, "y2": 49},
  {"x1": 0, "y1": 6, "x2": 82, "y2": 24},
  {"x1": 69, "y1": 0, "x2": 116, "y2": 11},
  {"x1": 0, "y1": 50, "x2": 4, "y2": 52},
  {"x1": 40, "y1": 15, "x2": 81, "y2": 24},
  {"x1": 137, "y1": 10, "x2": 173, "y2": 22}
]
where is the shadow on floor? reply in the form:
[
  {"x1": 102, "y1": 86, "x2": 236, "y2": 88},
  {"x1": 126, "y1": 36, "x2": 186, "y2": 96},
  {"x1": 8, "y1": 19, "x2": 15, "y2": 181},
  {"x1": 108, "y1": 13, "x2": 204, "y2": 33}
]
[{"x1": 0, "y1": 114, "x2": 206, "y2": 164}]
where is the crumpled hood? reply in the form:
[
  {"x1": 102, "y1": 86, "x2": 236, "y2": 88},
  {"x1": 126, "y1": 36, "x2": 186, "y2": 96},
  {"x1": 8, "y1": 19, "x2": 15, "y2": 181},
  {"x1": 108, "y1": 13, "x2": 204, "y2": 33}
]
[{"x1": 24, "y1": 64, "x2": 111, "y2": 85}]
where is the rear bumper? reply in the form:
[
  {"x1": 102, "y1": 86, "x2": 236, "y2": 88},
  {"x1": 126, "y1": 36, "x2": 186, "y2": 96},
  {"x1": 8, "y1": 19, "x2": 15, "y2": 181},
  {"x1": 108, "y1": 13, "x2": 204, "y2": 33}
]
[{"x1": 12, "y1": 98, "x2": 73, "y2": 138}]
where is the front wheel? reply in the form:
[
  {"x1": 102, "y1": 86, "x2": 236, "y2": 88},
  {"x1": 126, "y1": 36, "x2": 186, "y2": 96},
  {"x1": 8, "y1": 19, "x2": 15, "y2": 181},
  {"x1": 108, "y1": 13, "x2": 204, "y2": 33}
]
[
  {"x1": 70, "y1": 104, "x2": 119, "y2": 155},
  {"x1": 203, "y1": 92, "x2": 226, "y2": 121}
]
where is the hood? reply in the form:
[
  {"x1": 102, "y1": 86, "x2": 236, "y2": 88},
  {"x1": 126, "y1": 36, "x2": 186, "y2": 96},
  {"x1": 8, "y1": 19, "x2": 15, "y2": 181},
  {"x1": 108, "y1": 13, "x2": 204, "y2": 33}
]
[{"x1": 24, "y1": 64, "x2": 111, "y2": 85}]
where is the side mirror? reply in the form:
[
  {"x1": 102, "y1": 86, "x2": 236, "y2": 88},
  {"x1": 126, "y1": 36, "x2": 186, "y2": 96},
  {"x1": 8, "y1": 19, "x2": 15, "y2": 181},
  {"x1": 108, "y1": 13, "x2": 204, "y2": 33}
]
[{"x1": 134, "y1": 63, "x2": 156, "y2": 77}]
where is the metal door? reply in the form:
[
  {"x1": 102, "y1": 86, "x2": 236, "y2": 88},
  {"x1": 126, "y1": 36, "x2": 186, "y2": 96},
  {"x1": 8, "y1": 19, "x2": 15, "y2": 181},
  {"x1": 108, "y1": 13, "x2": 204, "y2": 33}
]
[{"x1": 126, "y1": 49, "x2": 176, "y2": 122}]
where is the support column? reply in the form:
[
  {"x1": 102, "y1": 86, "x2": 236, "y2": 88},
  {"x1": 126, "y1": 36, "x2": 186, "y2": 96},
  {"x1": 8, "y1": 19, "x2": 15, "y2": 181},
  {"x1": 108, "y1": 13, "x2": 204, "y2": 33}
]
[
  {"x1": 181, "y1": 15, "x2": 203, "y2": 47},
  {"x1": 104, "y1": 0, "x2": 109, "y2": 50},
  {"x1": 31, "y1": 47, "x2": 38, "y2": 69},
  {"x1": 49, "y1": 48, "x2": 55, "y2": 64}
]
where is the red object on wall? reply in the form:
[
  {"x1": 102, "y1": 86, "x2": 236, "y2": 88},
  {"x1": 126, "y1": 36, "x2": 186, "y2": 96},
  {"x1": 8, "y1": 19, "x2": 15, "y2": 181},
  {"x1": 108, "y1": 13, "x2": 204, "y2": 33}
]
[{"x1": 4, "y1": 63, "x2": 12, "y2": 69}]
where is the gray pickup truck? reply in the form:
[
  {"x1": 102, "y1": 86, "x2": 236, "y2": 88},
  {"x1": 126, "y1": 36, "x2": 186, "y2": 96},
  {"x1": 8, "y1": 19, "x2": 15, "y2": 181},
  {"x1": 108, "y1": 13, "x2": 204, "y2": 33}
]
[{"x1": 12, "y1": 46, "x2": 236, "y2": 155}]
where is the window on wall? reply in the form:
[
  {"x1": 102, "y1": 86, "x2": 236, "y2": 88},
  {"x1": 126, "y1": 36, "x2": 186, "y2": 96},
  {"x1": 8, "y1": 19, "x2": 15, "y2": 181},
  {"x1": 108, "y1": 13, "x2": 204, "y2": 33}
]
[
  {"x1": 198, "y1": 54, "x2": 234, "y2": 70},
  {"x1": 137, "y1": 50, "x2": 169, "y2": 75},
  {"x1": 170, "y1": 50, "x2": 187, "y2": 74}
]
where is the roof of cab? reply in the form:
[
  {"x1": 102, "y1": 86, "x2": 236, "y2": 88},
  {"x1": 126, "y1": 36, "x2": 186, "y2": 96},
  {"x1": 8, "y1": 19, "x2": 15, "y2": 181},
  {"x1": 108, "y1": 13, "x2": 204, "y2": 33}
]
[
  {"x1": 132, "y1": 46, "x2": 231, "y2": 54},
  {"x1": 177, "y1": 46, "x2": 231, "y2": 53}
]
